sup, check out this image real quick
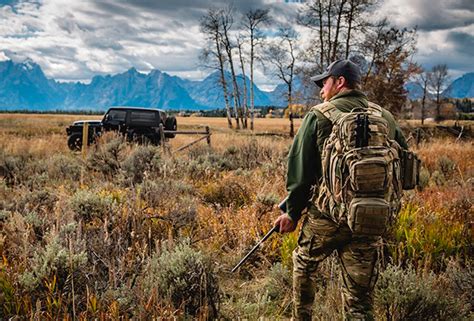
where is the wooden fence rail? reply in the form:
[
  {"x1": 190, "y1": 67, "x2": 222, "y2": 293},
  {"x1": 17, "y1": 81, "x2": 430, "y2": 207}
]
[{"x1": 159, "y1": 124, "x2": 211, "y2": 154}]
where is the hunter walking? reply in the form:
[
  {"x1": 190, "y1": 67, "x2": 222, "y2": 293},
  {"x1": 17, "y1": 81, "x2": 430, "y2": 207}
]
[{"x1": 274, "y1": 59, "x2": 416, "y2": 320}]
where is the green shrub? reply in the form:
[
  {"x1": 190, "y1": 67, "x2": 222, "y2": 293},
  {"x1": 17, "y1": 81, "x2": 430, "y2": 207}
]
[
  {"x1": 24, "y1": 211, "x2": 44, "y2": 229},
  {"x1": 47, "y1": 154, "x2": 81, "y2": 181},
  {"x1": 391, "y1": 204, "x2": 466, "y2": 269},
  {"x1": 430, "y1": 170, "x2": 446, "y2": 186},
  {"x1": 182, "y1": 151, "x2": 236, "y2": 180},
  {"x1": 87, "y1": 138, "x2": 124, "y2": 176},
  {"x1": 69, "y1": 189, "x2": 113, "y2": 222},
  {"x1": 375, "y1": 264, "x2": 466, "y2": 320},
  {"x1": 140, "y1": 179, "x2": 194, "y2": 209},
  {"x1": 437, "y1": 156, "x2": 456, "y2": 177},
  {"x1": 166, "y1": 196, "x2": 198, "y2": 234},
  {"x1": 418, "y1": 166, "x2": 430, "y2": 190},
  {"x1": 18, "y1": 189, "x2": 58, "y2": 214},
  {"x1": 256, "y1": 193, "x2": 279, "y2": 208},
  {"x1": 224, "y1": 139, "x2": 275, "y2": 170},
  {"x1": 201, "y1": 178, "x2": 251, "y2": 209},
  {"x1": 122, "y1": 145, "x2": 160, "y2": 184},
  {"x1": 142, "y1": 240, "x2": 219, "y2": 318},
  {"x1": 19, "y1": 236, "x2": 88, "y2": 291},
  {"x1": 0, "y1": 154, "x2": 29, "y2": 186},
  {"x1": 265, "y1": 263, "x2": 292, "y2": 300},
  {"x1": 187, "y1": 145, "x2": 214, "y2": 159},
  {"x1": 444, "y1": 260, "x2": 474, "y2": 315}
]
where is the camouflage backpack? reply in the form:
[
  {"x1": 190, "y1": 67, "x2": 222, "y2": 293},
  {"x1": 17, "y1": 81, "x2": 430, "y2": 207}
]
[{"x1": 314, "y1": 102, "x2": 403, "y2": 236}]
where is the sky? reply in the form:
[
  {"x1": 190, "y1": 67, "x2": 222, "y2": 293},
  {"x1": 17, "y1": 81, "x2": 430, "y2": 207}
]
[{"x1": 0, "y1": 0, "x2": 472, "y2": 90}]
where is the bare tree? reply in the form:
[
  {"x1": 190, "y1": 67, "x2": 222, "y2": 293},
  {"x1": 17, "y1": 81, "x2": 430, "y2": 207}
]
[
  {"x1": 220, "y1": 6, "x2": 242, "y2": 129},
  {"x1": 243, "y1": 8, "x2": 270, "y2": 130},
  {"x1": 344, "y1": 0, "x2": 372, "y2": 59},
  {"x1": 298, "y1": 0, "x2": 373, "y2": 70},
  {"x1": 417, "y1": 70, "x2": 430, "y2": 124},
  {"x1": 200, "y1": 8, "x2": 233, "y2": 128},
  {"x1": 236, "y1": 35, "x2": 249, "y2": 128},
  {"x1": 428, "y1": 64, "x2": 449, "y2": 121},
  {"x1": 331, "y1": 0, "x2": 347, "y2": 61},
  {"x1": 264, "y1": 27, "x2": 298, "y2": 137}
]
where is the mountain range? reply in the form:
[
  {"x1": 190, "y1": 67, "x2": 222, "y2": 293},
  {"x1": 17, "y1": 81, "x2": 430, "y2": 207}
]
[
  {"x1": 0, "y1": 59, "x2": 472, "y2": 111},
  {"x1": 0, "y1": 59, "x2": 287, "y2": 111},
  {"x1": 405, "y1": 73, "x2": 474, "y2": 100}
]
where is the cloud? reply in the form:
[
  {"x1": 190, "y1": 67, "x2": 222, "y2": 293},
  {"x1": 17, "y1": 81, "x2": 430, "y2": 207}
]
[
  {"x1": 0, "y1": 0, "x2": 471, "y2": 88},
  {"x1": 0, "y1": 0, "x2": 304, "y2": 87},
  {"x1": 375, "y1": 0, "x2": 473, "y2": 78},
  {"x1": 378, "y1": 0, "x2": 474, "y2": 31},
  {"x1": 0, "y1": 51, "x2": 8, "y2": 60},
  {"x1": 448, "y1": 30, "x2": 474, "y2": 56}
]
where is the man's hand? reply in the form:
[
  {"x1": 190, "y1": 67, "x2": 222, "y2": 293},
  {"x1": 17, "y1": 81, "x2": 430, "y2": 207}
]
[{"x1": 274, "y1": 214, "x2": 297, "y2": 234}]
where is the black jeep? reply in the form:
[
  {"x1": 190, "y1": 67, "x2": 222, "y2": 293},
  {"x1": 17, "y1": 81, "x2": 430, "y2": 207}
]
[{"x1": 66, "y1": 106, "x2": 177, "y2": 150}]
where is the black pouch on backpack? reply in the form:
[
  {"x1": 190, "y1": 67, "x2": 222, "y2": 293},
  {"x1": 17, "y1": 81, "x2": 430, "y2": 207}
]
[{"x1": 400, "y1": 149, "x2": 420, "y2": 190}]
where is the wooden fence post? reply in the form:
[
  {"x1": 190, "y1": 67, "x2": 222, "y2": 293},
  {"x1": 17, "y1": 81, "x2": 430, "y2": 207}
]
[
  {"x1": 81, "y1": 122, "x2": 89, "y2": 159},
  {"x1": 80, "y1": 122, "x2": 89, "y2": 186},
  {"x1": 159, "y1": 123, "x2": 166, "y2": 153},
  {"x1": 206, "y1": 126, "x2": 211, "y2": 147}
]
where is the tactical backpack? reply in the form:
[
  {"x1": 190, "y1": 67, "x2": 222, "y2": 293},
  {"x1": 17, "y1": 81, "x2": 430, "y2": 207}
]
[{"x1": 314, "y1": 102, "x2": 417, "y2": 236}]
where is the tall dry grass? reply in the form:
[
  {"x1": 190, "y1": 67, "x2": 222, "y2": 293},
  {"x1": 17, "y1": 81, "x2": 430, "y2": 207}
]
[{"x1": 0, "y1": 113, "x2": 472, "y2": 320}]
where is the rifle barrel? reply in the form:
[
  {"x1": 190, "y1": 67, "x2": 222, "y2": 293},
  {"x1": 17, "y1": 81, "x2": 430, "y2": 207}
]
[{"x1": 231, "y1": 225, "x2": 279, "y2": 273}]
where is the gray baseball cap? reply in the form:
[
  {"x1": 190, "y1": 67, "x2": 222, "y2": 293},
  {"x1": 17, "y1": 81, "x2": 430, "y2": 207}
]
[{"x1": 311, "y1": 59, "x2": 361, "y2": 88}]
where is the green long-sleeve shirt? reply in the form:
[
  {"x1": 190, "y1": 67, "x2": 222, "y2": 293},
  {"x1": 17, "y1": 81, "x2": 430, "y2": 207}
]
[{"x1": 285, "y1": 90, "x2": 408, "y2": 222}]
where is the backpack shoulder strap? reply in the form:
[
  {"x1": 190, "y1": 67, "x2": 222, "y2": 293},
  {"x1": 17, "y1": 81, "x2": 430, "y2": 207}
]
[
  {"x1": 367, "y1": 101, "x2": 383, "y2": 117},
  {"x1": 310, "y1": 102, "x2": 340, "y2": 123}
]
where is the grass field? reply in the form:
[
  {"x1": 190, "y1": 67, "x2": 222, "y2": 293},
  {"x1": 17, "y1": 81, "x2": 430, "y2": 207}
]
[{"x1": 0, "y1": 113, "x2": 472, "y2": 320}]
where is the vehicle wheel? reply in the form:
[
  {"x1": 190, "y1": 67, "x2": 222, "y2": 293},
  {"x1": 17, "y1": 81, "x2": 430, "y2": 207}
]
[
  {"x1": 164, "y1": 116, "x2": 177, "y2": 138},
  {"x1": 67, "y1": 133, "x2": 82, "y2": 151}
]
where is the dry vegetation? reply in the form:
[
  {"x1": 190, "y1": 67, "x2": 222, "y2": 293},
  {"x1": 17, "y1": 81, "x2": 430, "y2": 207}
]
[{"x1": 0, "y1": 114, "x2": 472, "y2": 320}]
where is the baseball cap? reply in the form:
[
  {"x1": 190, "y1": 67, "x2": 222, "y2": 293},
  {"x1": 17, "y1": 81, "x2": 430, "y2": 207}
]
[{"x1": 311, "y1": 59, "x2": 361, "y2": 88}]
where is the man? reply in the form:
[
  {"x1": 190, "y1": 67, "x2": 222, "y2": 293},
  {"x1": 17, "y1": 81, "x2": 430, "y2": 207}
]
[{"x1": 274, "y1": 60, "x2": 408, "y2": 320}]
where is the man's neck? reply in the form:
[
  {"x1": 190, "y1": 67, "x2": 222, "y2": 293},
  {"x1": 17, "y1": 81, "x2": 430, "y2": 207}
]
[{"x1": 329, "y1": 88, "x2": 354, "y2": 101}]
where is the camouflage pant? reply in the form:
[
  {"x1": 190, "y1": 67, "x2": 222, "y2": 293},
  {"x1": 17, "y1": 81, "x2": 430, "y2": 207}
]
[{"x1": 292, "y1": 211, "x2": 380, "y2": 321}]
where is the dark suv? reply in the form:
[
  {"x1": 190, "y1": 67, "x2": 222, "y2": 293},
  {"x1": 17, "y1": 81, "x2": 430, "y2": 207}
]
[{"x1": 66, "y1": 106, "x2": 177, "y2": 150}]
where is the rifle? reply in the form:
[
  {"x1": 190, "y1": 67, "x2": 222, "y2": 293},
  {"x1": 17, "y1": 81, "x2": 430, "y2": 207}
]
[{"x1": 231, "y1": 198, "x2": 287, "y2": 273}]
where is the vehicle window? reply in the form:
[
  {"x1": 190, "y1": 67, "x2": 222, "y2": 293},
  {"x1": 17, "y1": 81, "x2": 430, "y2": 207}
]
[
  {"x1": 106, "y1": 110, "x2": 127, "y2": 122},
  {"x1": 130, "y1": 111, "x2": 157, "y2": 124}
]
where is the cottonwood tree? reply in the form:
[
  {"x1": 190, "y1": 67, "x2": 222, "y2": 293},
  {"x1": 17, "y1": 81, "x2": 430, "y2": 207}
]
[
  {"x1": 298, "y1": 0, "x2": 373, "y2": 71},
  {"x1": 417, "y1": 69, "x2": 431, "y2": 124},
  {"x1": 361, "y1": 19, "x2": 419, "y2": 114},
  {"x1": 428, "y1": 64, "x2": 449, "y2": 121},
  {"x1": 220, "y1": 6, "x2": 243, "y2": 129},
  {"x1": 200, "y1": 8, "x2": 234, "y2": 128},
  {"x1": 296, "y1": 0, "x2": 374, "y2": 105},
  {"x1": 298, "y1": 0, "x2": 419, "y2": 115},
  {"x1": 264, "y1": 27, "x2": 299, "y2": 137},
  {"x1": 236, "y1": 35, "x2": 249, "y2": 128},
  {"x1": 243, "y1": 8, "x2": 270, "y2": 130}
]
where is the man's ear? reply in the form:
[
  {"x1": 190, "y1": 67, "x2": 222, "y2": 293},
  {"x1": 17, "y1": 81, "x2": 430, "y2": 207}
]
[{"x1": 336, "y1": 76, "x2": 346, "y2": 90}]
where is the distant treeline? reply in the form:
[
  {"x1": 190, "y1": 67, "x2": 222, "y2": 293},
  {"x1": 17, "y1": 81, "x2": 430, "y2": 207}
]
[
  {"x1": 0, "y1": 109, "x2": 106, "y2": 115},
  {"x1": 0, "y1": 106, "x2": 285, "y2": 117}
]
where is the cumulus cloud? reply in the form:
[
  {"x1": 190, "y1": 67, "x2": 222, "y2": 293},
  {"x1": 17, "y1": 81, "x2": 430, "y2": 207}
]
[
  {"x1": 378, "y1": 0, "x2": 474, "y2": 31},
  {"x1": 377, "y1": 0, "x2": 473, "y2": 78},
  {"x1": 0, "y1": 0, "x2": 471, "y2": 87},
  {"x1": 0, "y1": 0, "x2": 303, "y2": 86}
]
